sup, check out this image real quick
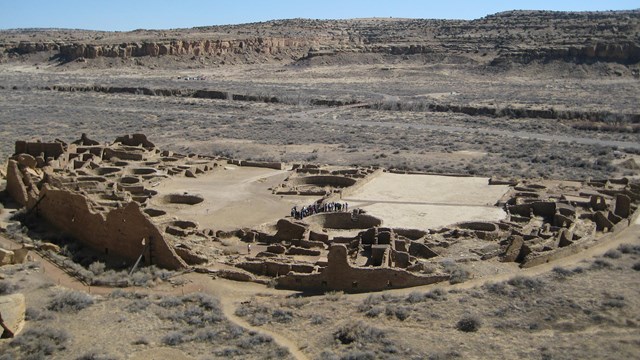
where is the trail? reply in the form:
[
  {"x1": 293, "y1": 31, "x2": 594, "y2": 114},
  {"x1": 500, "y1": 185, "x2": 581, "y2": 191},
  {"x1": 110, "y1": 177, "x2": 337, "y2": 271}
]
[
  {"x1": 218, "y1": 295, "x2": 310, "y2": 360},
  {"x1": 2, "y1": 216, "x2": 638, "y2": 359},
  {"x1": 0, "y1": 234, "x2": 310, "y2": 360}
]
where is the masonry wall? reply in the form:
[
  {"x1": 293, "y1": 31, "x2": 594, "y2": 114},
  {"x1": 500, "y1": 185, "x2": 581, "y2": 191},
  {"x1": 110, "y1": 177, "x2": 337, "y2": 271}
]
[
  {"x1": 36, "y1": 185, "x2": 187, "y2": 270},
  {"x1": 276, "y1": 244, "x2": 449, "y2": 292},
  {"x1": 5, "y1": 160, "x2": 31, "y2": 206}
]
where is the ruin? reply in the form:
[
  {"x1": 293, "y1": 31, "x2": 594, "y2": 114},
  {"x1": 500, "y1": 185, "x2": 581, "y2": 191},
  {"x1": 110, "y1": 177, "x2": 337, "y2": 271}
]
[{"x1": 3, "y1": 134, "x2": 639, "y2": 292}]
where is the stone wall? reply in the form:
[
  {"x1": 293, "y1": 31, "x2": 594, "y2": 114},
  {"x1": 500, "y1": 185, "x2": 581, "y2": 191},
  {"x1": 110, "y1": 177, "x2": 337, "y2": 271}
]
[
  {"x1": 5, "y1": 160, "x2": 31, "y2": 207},
  {"x1": 35, "y1": 185, "x2": 186, "y2": 270},
  {"x1": 276, "y1": 244, "x2": 449, "y2": 292},
  {"x1": 239, "y1": 160, "x2": 284, "y2": 170}
]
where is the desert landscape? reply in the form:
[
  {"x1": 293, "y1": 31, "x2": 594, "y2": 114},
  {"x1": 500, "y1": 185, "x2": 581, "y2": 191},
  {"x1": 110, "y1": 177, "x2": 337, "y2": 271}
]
[{"x1": 0, "y1": 8, "x2": 639, "y2": 360}]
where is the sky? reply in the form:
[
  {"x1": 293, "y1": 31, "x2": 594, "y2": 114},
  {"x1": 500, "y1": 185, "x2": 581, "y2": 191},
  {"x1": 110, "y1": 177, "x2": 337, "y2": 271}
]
[{"x1": 1, "y1": 0, "x2": 638, "y2": 31}]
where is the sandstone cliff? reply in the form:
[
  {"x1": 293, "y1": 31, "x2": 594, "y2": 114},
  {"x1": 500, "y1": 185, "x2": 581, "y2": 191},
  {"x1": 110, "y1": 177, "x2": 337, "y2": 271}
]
[{"x1": 1, "y1": 10, "x2": 639, "y2": 65}]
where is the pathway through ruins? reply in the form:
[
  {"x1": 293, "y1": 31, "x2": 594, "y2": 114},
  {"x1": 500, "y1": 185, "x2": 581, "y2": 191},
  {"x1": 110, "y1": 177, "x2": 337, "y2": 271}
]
[{"x1": 2, "y1": 216, "x2": 638, "y2": 360}]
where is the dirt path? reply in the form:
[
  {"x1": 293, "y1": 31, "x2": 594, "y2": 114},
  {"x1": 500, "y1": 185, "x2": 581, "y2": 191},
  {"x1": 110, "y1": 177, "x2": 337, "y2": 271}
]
[
  {"x1": 0, "y1": 234, "x2": 310, "y2": 359},
  {"x1": 2, "y1": 217, "x2": 638, "y2": 359},
  {"x1": 218, "y1": 295, "x2": 310, "y2": 360},
  {"x1": 156, "y1": 274, "x2": 311, "y2": 360}
]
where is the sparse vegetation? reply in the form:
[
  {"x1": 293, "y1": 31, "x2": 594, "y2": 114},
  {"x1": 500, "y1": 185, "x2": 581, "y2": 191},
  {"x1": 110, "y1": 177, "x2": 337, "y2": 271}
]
[
  {"x1": 9, "y1": 327, "x2": 70, "y2": 359},
  {"x1": 442, "y1": 260, "x2": 470, "y2": 284},
  {"x1": 0, "y1": 280, "x2": 19, "y2": 295},
  {"x1": 334, "y1": 321, "x2": 387, "y2": 345},
  {"x1": 456, "y1": 315, "x2": 482, "y2": 332},
  {"x1": 552, "y1": 266, "x2": 574, "y2": 278},
  {"x1": 75, "y1": 352, "x2": 118, "y2": 360},
  {"x1": 603, "y1": 249, "x2": 622, "y2": 259},
  {"x1": 0, "y1": 9, "x2": 639, "y2": 360},
  {"x1": 47, "y1": 290, "x2": 94, "y2": 313}
]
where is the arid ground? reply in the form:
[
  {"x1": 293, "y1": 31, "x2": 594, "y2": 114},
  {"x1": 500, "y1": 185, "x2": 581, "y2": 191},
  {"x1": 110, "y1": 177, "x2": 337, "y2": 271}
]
[{"x1": 1, "y1": 9, "x2": 640, "y2": 360}]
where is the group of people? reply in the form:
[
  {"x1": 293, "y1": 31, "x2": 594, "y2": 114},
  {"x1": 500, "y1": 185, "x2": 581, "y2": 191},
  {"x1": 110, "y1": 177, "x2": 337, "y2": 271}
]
[{"x1": 291, "y1": 201, "x2": 349, "y2": 220}]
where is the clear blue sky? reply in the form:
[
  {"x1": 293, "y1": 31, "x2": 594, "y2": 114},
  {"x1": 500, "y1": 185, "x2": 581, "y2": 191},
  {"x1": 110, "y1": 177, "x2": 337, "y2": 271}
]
[{"x1": 1, "y1": 0, "x2": 638, "y2": 31}]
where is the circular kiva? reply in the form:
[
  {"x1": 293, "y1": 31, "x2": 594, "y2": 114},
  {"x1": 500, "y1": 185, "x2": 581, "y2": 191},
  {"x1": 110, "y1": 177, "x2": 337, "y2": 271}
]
[
  {"x1": 287, "y1": 175, "x2": 357, "y2": 188},
  {"x1": 164, "y1": 193, "x2": 205, "y2": 205},
  {"x1": 304, "y1": 212, "x2": 382, "y2": 230},
  {"x1": 143, "y1": 208, "x2": 166, "y2": 217},
  {"x1": 131, "y1": 167, "x2": 157, "y2": 175},
  {"x1": 119, "y1": 176, "x2": 141, "y2": 184},
  {"x1": 95, "y1": 166, "x2": 121, "y2": 175}
]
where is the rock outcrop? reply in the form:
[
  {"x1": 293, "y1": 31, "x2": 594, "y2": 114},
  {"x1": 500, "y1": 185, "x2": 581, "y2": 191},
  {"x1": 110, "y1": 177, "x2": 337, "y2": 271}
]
[{"x1": 2, "y1": 10, "x2": 638, "y2": 65}]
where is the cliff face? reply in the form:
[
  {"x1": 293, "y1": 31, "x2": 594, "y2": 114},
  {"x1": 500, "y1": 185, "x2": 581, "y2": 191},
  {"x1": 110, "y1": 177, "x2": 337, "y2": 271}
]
[
  {"x1": 56, "y1": 37, "x2": 316, "y2": 60},
  {"x1": 2, "y1": 10, "x2": 639, "y2": 65}
]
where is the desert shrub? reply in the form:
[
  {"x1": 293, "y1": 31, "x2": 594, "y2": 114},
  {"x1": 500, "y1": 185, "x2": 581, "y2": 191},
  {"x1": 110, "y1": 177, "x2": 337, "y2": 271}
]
[
  {"x1": 91, "y1": 270, "x2": 129, "y2": 287},
  {"x1": 310, "y1": 314, "x2": 326, "y2": 325},
  {"x1": 132, "y1": 337, "x2": 149, "y2": 345},
  {"x1": 168, "y1": 305, "x2": 223, "y2": 327},
  {"x1": 272, "y1": 309, "x2": 294, "y2": 323},
  {"x1": 365, "y1": 306, "x2": 384, "y2": 318},
  {"x1": 125, "y1": 299, "x2": 151, "y2": 313},
  {"x1": 193, "y1": 328, "x2": 220, "y2": 342},
  {"x1": 162, "y1": 330, "x2": 188, "y2": 346},
  {"x1": 552, "y1": 266, "x2": 574, "y2": 278},
  {"x1": 484, "y1": 281, "x2": 508, "y2": 295},
  {"x1": 130, "y1": 271, "x2": 153, "y2": 286},
  {"x1": 215, "y1": 348, "x2": 242, "y2": 357},
  {"x1": 235, "y1": 303, "x2": 272, "y2": 326},
  {"x1": 456, "y1": 315, "x2": 482, "y2": 332},
  {"x1": 182, "y1": 293, "x2": 220, "y2": 312},
  {"x1": 237, "y1": 332, "x2": 273, "y2": 349},
  {"x1": 618, "y1": 243, "x2": 640, "y2": 255},
  {"x1": 108, "y1": 289, "x2": 147, "y2": 300},
  {"x1": 603, "y1": 249, "x2": 622, "y2": 259},
  {"x1": 0, "y1": 280, "x2": 19, "y2": 295},
  {"x1": 225, "y1": 324, "x2": 245, "y2": 340},
  {"x1": 157, "y1": 295, "x2": 183, "y2": 308},
  {"x1": 507, "y1": 275, "x2": 546, "y2": 291},
  {"x1": 334, "y1": 321, "x2": 387, "y2": 345},
  {"x1": 9, "y1": 327, "x2": 69, "y2": 358},
  {"x1": 442, "y1": 260, "x2": 470, "y2": 284},
  {"x1": 361, "y1": 293, "x2": 399, "y2": 306},
  {"x1": 325, "y1": 290, "x2": 344, "y2": 301},
  {"x1": 405, "y1": 291, "x2": 426, "y2": 303},
  {"x1": 425, "y1": 288, "x2": 447, "y2": 301},
  {"x1": 47, "y1": 290, "x2": 94, "y2": 312},
  {"x1": 281, "y1": 296, "x2": 309, "y2": 309},
  {"x1": 632, "y1": 262, "x2": 640, "y2": 271},
  {"x1": 601, "y1": 294, "x2": 625, "y2": 309},
  {"x1": 590, "y1": 259, "x2": 613, "y2": 270},
  {"x1": 75, "y1": 352, "x2": 118, "y2": 360},
  {"x1": 389, "y1": 306, "x2": 410, "y2": 321},
  {"x1": 88, "y1": 261, "x2": 106, "y2": 276},
  {"x1": 340, "y1": 350, "x2": 377, "y2": 360},
  {"x1": 24, "y1": 307, "x2": 54, "y2": 321}
]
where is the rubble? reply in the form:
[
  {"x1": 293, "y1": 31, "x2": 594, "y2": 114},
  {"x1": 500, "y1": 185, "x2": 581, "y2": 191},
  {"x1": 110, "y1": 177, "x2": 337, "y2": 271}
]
[{"x1": 3, "y1": 134, "x2": 639, "y2": 292}]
